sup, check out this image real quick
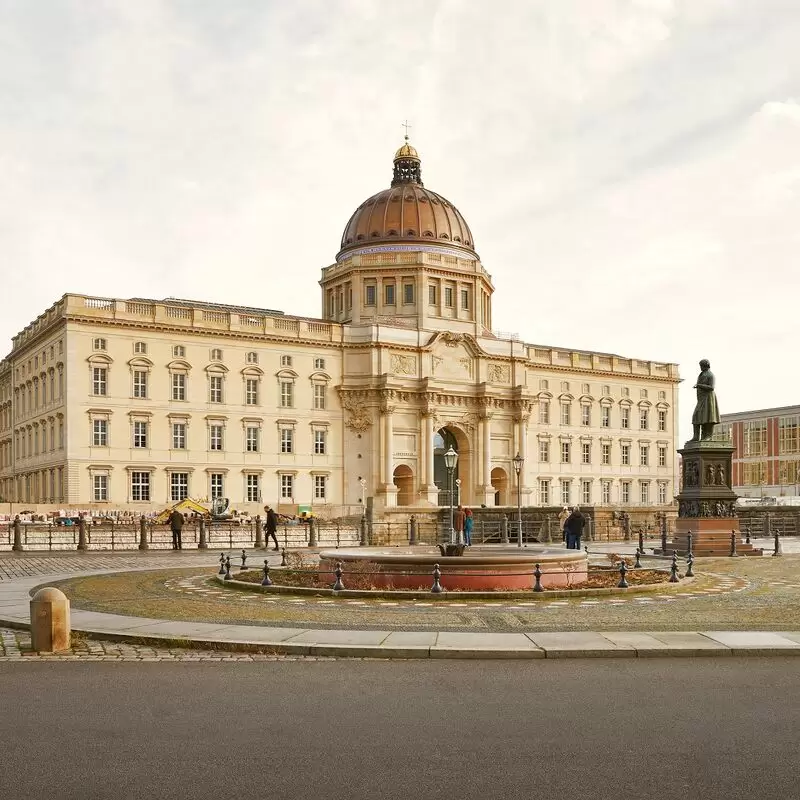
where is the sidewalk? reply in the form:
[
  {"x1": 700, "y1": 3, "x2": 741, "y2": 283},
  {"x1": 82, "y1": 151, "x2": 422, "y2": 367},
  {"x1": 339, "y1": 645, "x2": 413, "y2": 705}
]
[{"x1": 1, "y1": 549, "x2": 800, "y2": 659}]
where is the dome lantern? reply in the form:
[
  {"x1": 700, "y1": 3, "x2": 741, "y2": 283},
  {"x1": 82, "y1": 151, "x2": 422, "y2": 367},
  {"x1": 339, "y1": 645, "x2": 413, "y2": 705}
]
[{"x1": 391, "y1": 136, "x2": 423, "y2": 186}]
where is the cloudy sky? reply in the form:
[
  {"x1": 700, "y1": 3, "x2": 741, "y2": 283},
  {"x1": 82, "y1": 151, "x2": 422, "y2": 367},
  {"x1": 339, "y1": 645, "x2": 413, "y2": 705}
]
[{"x1": 2, "y1": 0, "x2": 799, "y2": 440}]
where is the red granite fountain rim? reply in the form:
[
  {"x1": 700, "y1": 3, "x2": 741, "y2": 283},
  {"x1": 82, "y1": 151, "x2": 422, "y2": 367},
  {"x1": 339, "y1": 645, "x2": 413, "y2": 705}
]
[{"x1": 318, "y1": 547, "x2": 587, "y2": 566}]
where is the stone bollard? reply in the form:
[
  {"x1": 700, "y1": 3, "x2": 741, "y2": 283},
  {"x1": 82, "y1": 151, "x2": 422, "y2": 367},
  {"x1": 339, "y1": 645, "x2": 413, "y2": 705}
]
[
  {"x1": 431, "y1": 563, "x2": 443, "y2": 594},
  {"x1": 501, "y1": 516, "x2": 509, "y2": 545},
  {"x1": 261, "y1": 560, "x2": 272, "y2": 587},
  {"x1": 12, "y1": 515, "x2": 23, "y2": 552},
  {"x1": 730, "y1": 531, "x2": 738, "y2": 557},
  {"x1": 198, "y1": 517, "x2": 208, "y2": 550},
  {"x1": 254, "y1": 515, "x2": 264, "y2": 549},
  {"x1": 77, "y1": 514, "x2": 88, "y2": 551},
  {"x1": 218, "y1": 552, "x2": 226, "y2": 575},
  {"x1": 409, "y1": 514, "x2": 417, "y2": 546},
  {"x1": 138, "y1": 515, "x2": 148, "y2": 551},
  {"x1": 544, "y1": 517, "x2": 552, "y2": 544},
  {"x1": 30, "y1": 587, "x2": 70, "y2": 653},
  {"x1": 332, "y1": 561, "x2": 345, "y2": 591},
  {"x1": 617, "y1": 560, "x2": 629, "y2": 589},
  {"x1": 308, "y1": 518, "x2": 318, "y2": 548},
  {"x1": 623, "y1": 520, "x2": 631, "y2": 542},
  {"x1": 240, "y1": 549, "x2": 247, "y2": 571},
  {"x1": 359, "y1": 516, "x2": 368, "y2": 546},
  {"x1": 281, "y1": 548, "x2": 287, "y2": 567},
  {"x1": 533, "y1": 564, "x2": 544, "y2": 593}
]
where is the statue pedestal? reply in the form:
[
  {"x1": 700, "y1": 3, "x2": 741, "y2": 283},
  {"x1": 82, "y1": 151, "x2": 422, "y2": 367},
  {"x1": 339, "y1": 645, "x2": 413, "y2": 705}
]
[{"x1": 661, "y1": 441, "x2": 762, "y2": 557}]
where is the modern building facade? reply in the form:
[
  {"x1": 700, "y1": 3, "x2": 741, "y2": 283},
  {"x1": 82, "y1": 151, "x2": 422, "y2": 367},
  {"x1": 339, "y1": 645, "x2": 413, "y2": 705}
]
[
  {"x1": 0, "y1": 140, "x2": 680, "y2": 514},
  {"x1": 720, "y1": 405, "x2": 800, "y2": 497}
]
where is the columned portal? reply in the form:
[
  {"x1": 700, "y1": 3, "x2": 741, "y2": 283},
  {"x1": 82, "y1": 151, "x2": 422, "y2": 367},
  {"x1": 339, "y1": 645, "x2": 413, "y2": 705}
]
[{"x1": 433, "y1": 426, "x2": 472, "y2": 507}]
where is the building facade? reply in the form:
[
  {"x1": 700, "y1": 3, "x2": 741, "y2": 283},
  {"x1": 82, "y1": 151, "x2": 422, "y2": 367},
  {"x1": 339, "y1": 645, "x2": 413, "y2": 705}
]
[
  {"x1": 0, "y1": 141, "x2": 680, "y2": 515},
  {"x1": 720, "y1": 405, "x2": 800, "y2": 497}
]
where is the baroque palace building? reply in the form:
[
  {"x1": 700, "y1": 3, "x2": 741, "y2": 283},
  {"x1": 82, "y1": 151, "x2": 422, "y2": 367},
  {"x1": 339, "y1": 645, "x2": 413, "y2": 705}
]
[{"x1": 0, "y1": 140, "x2": 680, "y2": 514}]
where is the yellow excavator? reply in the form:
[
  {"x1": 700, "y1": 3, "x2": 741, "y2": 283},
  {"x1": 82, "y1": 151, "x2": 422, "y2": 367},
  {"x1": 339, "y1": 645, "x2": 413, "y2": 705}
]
[{"x1": 155, "y1": 498, "x2": 210, "y2": 524}]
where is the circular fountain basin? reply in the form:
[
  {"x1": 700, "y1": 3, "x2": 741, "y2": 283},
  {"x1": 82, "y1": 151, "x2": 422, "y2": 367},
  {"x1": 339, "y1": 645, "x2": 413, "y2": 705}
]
[{"x1": 318, "y1": 546, "x2": 588, "y2": 591}]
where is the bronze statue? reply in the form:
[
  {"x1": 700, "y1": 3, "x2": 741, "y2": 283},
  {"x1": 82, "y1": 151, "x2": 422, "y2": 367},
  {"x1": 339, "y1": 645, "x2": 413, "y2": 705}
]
[{"x1": 690, "y1": 359, "x2": 720, "y2": 441}]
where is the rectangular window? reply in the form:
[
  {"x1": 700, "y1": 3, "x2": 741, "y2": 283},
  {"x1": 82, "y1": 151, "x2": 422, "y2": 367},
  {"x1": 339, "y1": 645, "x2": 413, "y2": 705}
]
[
  {"x1": 210, "y1": 473, "x2": 224, "y2": 500},
  {"x1": 640, "y1": 408, "x2": 648, "y2": 430},
  {"x1": 280, "y1": 428, "x2": 294, "y2": 454},
  {"x1": 601, "y1": 406, "x2": 610, "y2": 428},
  {"x1": 743, "y1": 420, "x2": 768, "y2": 456},
  {"x1": 560, "y1": 441, "x2": 571, "y2": 464},
  {"x1": 131, "y1": 471, "x2": 150, "y2": 501},
  {"x1": 560, "y1": 404, "x2": 570, "y2": 426},
  {"x1": 428, "y1": 284, "x2": 437, "y2": 305},
  {"x1": 280, "y1": 474, "x2": 294, "y2": 499},
  {"x1": 582, "y1": 480, "x2": 591, "y2": 504},
  {"x1": 658, "y1": 410, "x2": 667, "y2": 432},
  {"x1": 384, "y1": 283, "x2": 396, "y2": 305},
  {"x1": 581, "y1": 406, "x2": 590, "y2": 427},
  {"x1": 658, "y1": 483, "x2": 667, "y2": 504},
  {"x1": 171, "y1": 373, "x2": 186, "y2": 401},
  {"x1": 444, "y1": 287, "x2": 453, "y2": 307},
  {"x1": 245, "y1": 426, "x2": 259, "y2": 452},
  {"x1": 460, "y1": 289, "x2": 469, "y2": 310},
  {"x1": 621, "y1": 407, "x2": 630, "y2": 429},
  {"x1": 245, "y1": 378, "x2": 259, "y2": 406},
  {"x1": 314, "y1": 357, "x2": 326, "y2": 370},
  {"x1": 560, "y1": 479, "x2": 571, "y2": 506},
  {"x1": 209, "y1": 376, "x2": 223, "y2": 403},
  {"x1": 621, "y1": 444, "x2": 630, "y2": 466},
  {"x1": 50, "y1": 372, "x2": 55, "y2": 400},
  {"x1": 539, "y1": 401, "x2": 550, "y2": 425},
  {"x1": 280, "y1": 355, "x2": 293, "y2": 368},
  {"x1": 403, "y1": 284, "x2": 414, "y2": 304},
  {"x1": 601, "y1": 443, "x2": 611, "y2": 465},
  {"x1": 246, "y1": 474, "x2": 260, "y2": 502},
  {"x1": 133, "y1": 370, "x2": 148, "y2": 399},
  {"x1": 539, "y1": 440, "x2": 549, "y2": 462},
  {"x1": 280, "y1": 381, "x2": 294, "y2": 408},
  {"x1": 92, "y1": 367, "x2": 107, "y2": 396},
  {"x1": 602, "y1": 480, "x2": 611, "y2": 504},
  {"x1": 581, "y1": 442, "x2": 591, "y2": 464},
  {"x1": 171, "y1": 423, "x2": 186, "y2": 450},
  {"x1": 621, "y1": 481, "x2": 630, "y2": 504},
  {"x1": 133, "y1": 421, "x2": 148, "y2": 448},
  {"x1": 640, "y1": 481, "x2": 650, "y2": 505},
  {"x1": 640, "y1": 445, "x2": 649, "y2": 467},
  {"x1": 313, "y1": 384, "x2": 327, "y2": 410},
  {"x1": 314, "y1": 475, "x2": 327, "y2": 500},
  {"x1": 365, "y1": 285, "x2": 376, "y2": 306},
  {"x1": 539, "y1": 479, "x2": 550, "y2": 506},
  {"x1": 170, "y1": 472, "x2": 189, "y2": 502},
  {"x1": 92, "y1": 419, "x2": 108, "y2": 447},
  {"x1": 314, "y1": 429, "x2": 327, "y2": 455},
  {"x1": 93, "y1": 475, "x2": 108, "y2": 502},
  {"x1": 59, "y1": 419, "x2": 64, "y2": 448},
  {"x1": 658, "y1": 446, "x2": 667, "y2": 467},
  {"x1": 134, "y1": 341, "x2": 147, "y2": 355},
  {"x1": 209, "y1": 425, "x2": 223, "y2": 451}
]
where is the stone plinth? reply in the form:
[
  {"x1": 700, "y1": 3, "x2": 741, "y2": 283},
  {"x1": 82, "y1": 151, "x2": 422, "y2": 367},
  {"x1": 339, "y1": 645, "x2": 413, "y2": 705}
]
[
  {"x1": 30, "y1": 586, "x2": 71, "y2": 653},
  {"x1": 664, "y1": 441, "x2": 762, "y2": 557}
]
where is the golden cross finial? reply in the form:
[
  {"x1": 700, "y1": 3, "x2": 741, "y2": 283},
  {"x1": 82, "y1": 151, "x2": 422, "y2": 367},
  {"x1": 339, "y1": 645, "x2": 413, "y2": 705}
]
[{"x1": 401, "y1": 119, "x2": 412, "y2": 141}]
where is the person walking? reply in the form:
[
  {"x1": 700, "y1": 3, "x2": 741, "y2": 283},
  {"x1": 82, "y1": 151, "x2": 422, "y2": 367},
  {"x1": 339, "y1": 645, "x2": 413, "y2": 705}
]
[
  {"x1": 558, "y1": 506, "x2": 570, "y2": 544},
  {"x1": 168, "y1": 508, "x2": 184, "y2": 550},
  {"x1": 264, "y1": 505, "x2": 279, "y2": 551},
  {"x1": 564, "y1": 506, "x2": 586, "y2": 550},
  {"x1": 453, "y1": 504, "x2": 466, "y2": 545},
  {"x1": 464, "y1": 508, "x2": 474, "y2": 546}
]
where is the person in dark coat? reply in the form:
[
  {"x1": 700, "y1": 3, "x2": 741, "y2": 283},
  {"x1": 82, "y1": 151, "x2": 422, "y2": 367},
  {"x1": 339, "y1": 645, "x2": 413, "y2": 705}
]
[
  {"x1": 168, "y1": 509, "x2": 184, "y2": 550},
  {"x1": 564, "y1": 506, "x2": 586, "y2": 550},
  {"x1": 265, "y1": 505, "x2": 279, "y2": 551}
]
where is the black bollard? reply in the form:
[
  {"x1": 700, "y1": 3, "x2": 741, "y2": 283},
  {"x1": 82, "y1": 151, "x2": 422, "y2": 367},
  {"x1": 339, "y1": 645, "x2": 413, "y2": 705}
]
[
  {"x1": 333, "y1": 561, "x2": 345, "y2": 591},
  {"x1": 773, "y1": 529, "x2": 782, "y2": 557},
  {"x1": 685, "y1": 553, "x2": 694, "y2": 578},
  {"x1": 224, "y1": 556, "x2": 232, "y2": 581},
  {"x1": 261, "y1": 560, "x2": 272, "y2": 587},
  {"x1": 218, "y1": 552, "x2": 226, "y2": 575},
  {"x1": 661, "y1": 525, "x2": 667, "y2": 555},
  {"x1": 11, "y1": 516, "x2": 23, "y2": 553},
  {"x1": 638, "y1": 530, "x2": 644, "y2": 556},
  {"x1": 138, "y1": 515, "x2": 148, "y2": 551},
  {"x1": 669, "y1": 553, "x2": 679, "y2": 583},
  {"x1": 730, "y1": 531, "x2": 737, "y2": 557},
  {"x1": 281, "y1": 547, "x2": 287, "y2": 567},
  {"x1": 687, "y1": 533, "x2": 693, "y2": 560},
  {"x1": 617, "y1": 560, "x2": 629, "y2": 589},
  {"x1": 634, "y1": 548, "x2": 642, "y2": 569},
  {"x1": 254, "y1": 515, "x2": 264, "y2": 549},
  {"x1": 359, "y1": 516, "x2": 368, "y2": 547},
  {"x1": 745, "y1": 528, "x2": 751, "y2": 545},
  {"x1": 533, "y1": 564, "x2": 544, "y2": 593},
  {"x1": 431, "y1": 563, "x2": 443, "y2": 594},
  {"x1": 240, "y1": 549, "x2": 247, "y2": 571},
  {"x1": 409, "y1": 514, "x2": 417, "y2": 546}
]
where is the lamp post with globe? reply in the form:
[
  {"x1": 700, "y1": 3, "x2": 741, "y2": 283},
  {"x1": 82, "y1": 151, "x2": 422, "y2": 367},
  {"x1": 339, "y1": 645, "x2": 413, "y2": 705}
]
[
  {"x1": 513, "y1": 452, "x2": 524, "y2": 547},
  {"x1": 444, "y1": 447, "x2": 459, "y2": 545}
]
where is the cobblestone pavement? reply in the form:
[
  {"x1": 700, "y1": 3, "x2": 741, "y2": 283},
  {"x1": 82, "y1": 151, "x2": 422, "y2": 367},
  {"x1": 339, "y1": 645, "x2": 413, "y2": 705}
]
[{"x1": 0, "y1": 627, "x2": 334, "y2": 662}]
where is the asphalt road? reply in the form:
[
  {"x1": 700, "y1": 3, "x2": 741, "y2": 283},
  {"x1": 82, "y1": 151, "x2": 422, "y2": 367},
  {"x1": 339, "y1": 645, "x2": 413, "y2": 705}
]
[{"x1": 2, "y1": 659, "x2": 799, "y2": 800}]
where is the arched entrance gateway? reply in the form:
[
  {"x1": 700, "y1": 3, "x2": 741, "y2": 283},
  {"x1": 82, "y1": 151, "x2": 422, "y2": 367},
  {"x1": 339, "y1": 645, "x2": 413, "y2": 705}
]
[
  {"x1": 392, "y1": 465, "x2": 414, "y2": 506},
  {"x1": 491, "y1": 467, "x2": 509, "y2": 506},
  {"x1": 433, "y1": 426, "x2": 472, "y2": 507}
]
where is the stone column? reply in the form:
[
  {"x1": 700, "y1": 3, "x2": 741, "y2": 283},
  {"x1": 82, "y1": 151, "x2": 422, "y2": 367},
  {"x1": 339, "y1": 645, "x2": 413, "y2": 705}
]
[
  {"x1": 382, "y1": 405, "x2": 397, "y2": 508},
  {"x1": 480, "y1": 413, "x2": 496, "y2": 506},
  {"x1": 421, "y1": 412, "x2": 439, "y2": 505},
  {"x1": 517, "y1": 414, "x2": 531, "y2": 505}
]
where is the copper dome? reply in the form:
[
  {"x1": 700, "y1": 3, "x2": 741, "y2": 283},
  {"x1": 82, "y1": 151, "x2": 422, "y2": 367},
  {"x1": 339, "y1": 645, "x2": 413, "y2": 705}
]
[{"x1": 338, "y1": 141, "x2": 476, "y2": 259}]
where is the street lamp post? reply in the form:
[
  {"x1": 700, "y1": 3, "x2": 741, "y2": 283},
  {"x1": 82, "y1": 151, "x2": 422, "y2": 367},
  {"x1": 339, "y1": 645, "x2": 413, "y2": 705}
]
[
  {"x1": 444, "y1": 446, "x2": 458, "y2": 545},
  {"x1": 513, "y1": 452, "x2": 524, "y2": 548},
  {"x1": 359, "y1": 477, "x2": 366, "y2": 508},
  {"x1": 455, "y1": 478, "x2": 461, "y2": 507}
]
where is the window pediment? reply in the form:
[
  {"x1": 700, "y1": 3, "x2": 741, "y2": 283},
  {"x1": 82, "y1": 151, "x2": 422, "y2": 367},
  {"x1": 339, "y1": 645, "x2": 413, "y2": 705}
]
[
  {"x1": 128, "y1": 357, "x2": 154, "y2": 368},
  {"x1": 276, "y1": 368, "x2": 298, "y2": 380},
  {"x1": 86, "y1": 353, "x2": 113, "y2": 365},
  {"x1": 619, "y1": 398, "x2": 633, "y2": 407},
  {"x1": 637, "y1": 399, "x2": 652, "y2": 408},
  {"x1": 656, "y1": 401, "x2": 670, "y2": 410},
  {"x1": 167, "y1": 359, "x2": 192, "y2": 371},
  {"x1": 241, "y1": 366, "x2": 264, "y2": 376},
  {"x1": 558, "y1": 393, "x2": 574, "y2": 402},
  {"x1": 579, "y1": 395, "x2": 594, "y2": 404},
  {"x1": 536, "y1": 391, "x2": 553, "y2": 400},
  {"x1": 205, "y1": 363, "x2": 229, "y2": 374},
  {"x1": 309, "y1": 370, "x2": 331, "y2": 382}
]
